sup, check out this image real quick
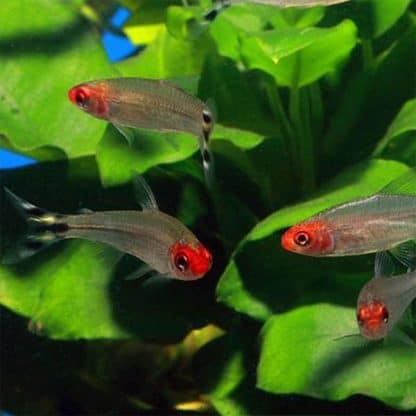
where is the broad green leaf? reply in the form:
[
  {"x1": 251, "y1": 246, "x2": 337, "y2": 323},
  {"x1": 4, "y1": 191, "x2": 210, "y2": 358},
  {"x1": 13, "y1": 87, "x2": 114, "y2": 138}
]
[
  {"x1": 373, "y1": 98, "x2": 416, "y2": 157},
  {"x1": 217, "y1": 159, "x2": 410, "y2": 321},
  {"x1": 166, "y1": 6, "x2": 206, "y2": 40},
  {"x1": 211, "y1": 125, "x2": 265, "y2": 150},
  {"x1": 209, "y1": 4, "x2": 273, "y2": 62},
  {"x1": 96, "y1": 126, "x2": 199, "y2": 187},
  {"x1": 115, "y1": 27, "x2": 214, "y2": 78},
  {"x1": 0, "y1": 135, "x2": 66, "y2": 162},
  {"x1": 1, "y1": 0, "x2": 83, "y2": 38},
  {"x1": 325, "y1": 0, "x2": 412, "y2": 39},
  {"x1": 209, "y1": 4, "x2": 326, "y2": 63},
  {"x1": 362, "y1": 0, "x2": 412, "y2": 39},
  {"x1": 240, "y1": 20, "x2": 357, "y2": 87},
  {"x1": 0, "y1": 0, "x2": 117, "y2": 159},
  {"x1": 258, "y1": 303, "x2": 416, "y2": 410},
  {"x1": 96, "y1": 123, "x2": 266, "y2": 187},
  {"x1": 0, "y1": 241, "x2": 129, "y2": 339}
]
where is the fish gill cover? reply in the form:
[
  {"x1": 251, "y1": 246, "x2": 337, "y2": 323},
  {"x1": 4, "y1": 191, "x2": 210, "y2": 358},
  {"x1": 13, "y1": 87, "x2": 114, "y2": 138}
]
[{"x1": 0, "y1": 0, "x2": 416, "y2": 414}]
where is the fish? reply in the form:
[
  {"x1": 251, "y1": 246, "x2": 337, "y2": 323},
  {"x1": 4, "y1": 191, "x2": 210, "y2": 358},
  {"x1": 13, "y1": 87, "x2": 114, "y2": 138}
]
[
  {"x1": 356, "y1": 251, "x2": 416, "y2": 340},
  {"x1": 3, "y1": 177, "x2": 212, "y2": 281},
  {"x1": 204, "y1": 0, "x2": 350, "y2": 19},
  {"x1": 229, "y1": 0, "x2": 350, "y2": 7},
  {"x1": 68, "y1": 77, "x2": 214, "y2": 182},
  {"x1": 281, "y1": 170, "x2": 416, "y2": 257}
]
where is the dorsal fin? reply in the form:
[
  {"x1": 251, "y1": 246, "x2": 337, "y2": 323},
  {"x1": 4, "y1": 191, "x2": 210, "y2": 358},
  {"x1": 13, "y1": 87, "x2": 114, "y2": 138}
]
[
  {"x1": 380, "y1": 168, "x2": 416, "y2": 195},
  {"x1": 132, "y1": 175, "x2": 158, "y2": 210}
]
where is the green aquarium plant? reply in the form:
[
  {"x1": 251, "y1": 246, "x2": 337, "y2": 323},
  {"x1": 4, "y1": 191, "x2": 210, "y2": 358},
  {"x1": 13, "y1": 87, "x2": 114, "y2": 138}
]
[{"x1": 1, "y1": 0, "x2": 416, "y2": 414}]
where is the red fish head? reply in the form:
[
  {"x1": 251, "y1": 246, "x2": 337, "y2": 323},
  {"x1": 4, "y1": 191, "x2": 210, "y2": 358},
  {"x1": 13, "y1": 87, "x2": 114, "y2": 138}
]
[
  {"x1": 357, "y1": 300, "x2": 389, "y2": 340},
  {"x1": 68, "y1": 82, "x2": 109, "y2": 119},
  {"x1": 281, "y1": 220, "x2": 335, "y2": 256},
  {"x1": 169, "y1": 241, "x2": 212, "y2": 280}
]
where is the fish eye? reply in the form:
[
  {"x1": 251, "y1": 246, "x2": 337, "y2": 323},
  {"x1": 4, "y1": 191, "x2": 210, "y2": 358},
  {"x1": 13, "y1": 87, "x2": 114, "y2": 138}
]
[
  {"x1": 174, "y1": 252, "x2": 189, "y2": 272},
  {"x1": 69, "y1": 87, "x2": 90, "y2": 108},
  {"x1": 294, "y1": 231, "x2": 310, "y2": 247},
  {"x1": 75, "y1": 89, "x2": 89, "y2": 106},
  {"x1": 202, "y1": 110, "x2": 212, "y2": 125}
]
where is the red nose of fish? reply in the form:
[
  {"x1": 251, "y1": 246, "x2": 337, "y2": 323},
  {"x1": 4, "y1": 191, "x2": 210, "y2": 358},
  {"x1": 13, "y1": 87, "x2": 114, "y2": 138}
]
[
  {"x1": 190, "y1": 245, "x2": 212, "y2": 277},
  {"x1": 281, "y1": 229, "x2": 295, "y2": 252},
  {"x1": 68, "y1": 85, "x2": 90, "y2": 107}
]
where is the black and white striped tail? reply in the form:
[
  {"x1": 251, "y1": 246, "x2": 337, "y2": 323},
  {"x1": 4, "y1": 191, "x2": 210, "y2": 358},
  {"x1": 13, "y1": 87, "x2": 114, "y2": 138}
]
[
  {"x1": 201, "y1": 106, "x2": 216, "y2": 188},
  {"x1": 2, "y1": 189, "x2": 69, "y2": 264},
  {"x1": 203, "y1": 0, "x2": 231, "y2": 21}
]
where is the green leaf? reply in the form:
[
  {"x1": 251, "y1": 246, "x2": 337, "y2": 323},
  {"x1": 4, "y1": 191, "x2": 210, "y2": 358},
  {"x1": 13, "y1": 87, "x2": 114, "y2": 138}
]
[
  {"x1": 209, "y1": 4, "x2": 272, "y2": 62},
  {"x1": 325, "y1": 0, "x2": 412, "y2": 39},
  {"x1": 0, "y1": 0, "x2": 118, "y2": 159},
  {"x1": 1, "y1": 0, "x2": 83, "y2": 38},
  {"x1": 116, "y1": 26, "x2": 214, "y2": 79},
  {"x1": 209, "y1": 5, "x2": 355, "y2": 87},
  {"x1": 209, "y1": 4, "x2": 326, "y2": 63},
  {"x1": 258, "y1": 303, "x2": 416, "y2": 410},
  {"x1": 373, "y1": 98, "x2": 416, "y2": 157},
  {"x1": 217, "y1": 159, "x2": 410, "y2": 321},
  {"x1": 240, "y1": 20, "x2": 357, "y2": 87},
  {"x1": 165, "y1": 5, "x2": 209, "y2": 40},
  {"x1": 96, "y1": 123, "x2": 266, "y2": 187},
  {"x1": 0, "y1": 241, "x2": 129, "y2": 339},
  {"x1": 211, "y1": 125, "x2": 265, "y2": 150},
  {"x1": 96, "y1": 125, "x2": 199, "y2": 187}
]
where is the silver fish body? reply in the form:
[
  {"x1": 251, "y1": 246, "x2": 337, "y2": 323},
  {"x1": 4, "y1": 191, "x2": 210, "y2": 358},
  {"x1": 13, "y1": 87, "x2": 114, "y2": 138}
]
[
  {"x1": 282, "y1": 194, "x2": 416, "y2": 257},
  {"x1": 317, "y1": 194, "x2": 416, "y2": 255},
  {"x1": 3, "y1": 187, "x2": 212, "y2": 281},
  {"x1": 64, "y1": 210, "x2": 198, "y2": 277},
  {"x1": 230, "y1": 0, "x2": 350, "y2": 7},
  {"x1": 73, "y1": 78, "x2": 212, "y2": 139},
  {"x1": 68, "y1": 77, "x2": 214, "y2": 182}
]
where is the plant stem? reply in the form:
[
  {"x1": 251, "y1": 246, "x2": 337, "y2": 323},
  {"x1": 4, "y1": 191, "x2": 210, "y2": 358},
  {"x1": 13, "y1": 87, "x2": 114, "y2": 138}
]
[
  {"x1": 301, "y1": 88, "x2": 315, "y2": 190},
  {"x1": 361, "y1": 39, "x2": 374, "y2": 69},
  {"x1": 308, "y1": 82, "x2": 323, "y2": 138},
  {"x1": 265, "y1": 83, "x2": 294, "y2": 143},
  {"x1": 289, "y1": 54, "x2": 315, "y2": 194}
]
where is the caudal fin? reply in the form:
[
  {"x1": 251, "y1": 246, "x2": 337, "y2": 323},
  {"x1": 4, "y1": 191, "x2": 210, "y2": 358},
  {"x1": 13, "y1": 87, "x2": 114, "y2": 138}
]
[
  {"x1": 203, "y1": 0, "x2": 230, "y2": 21},
  {"x1": 2, "y1": 189, "x2": 69, "y2": 264}
]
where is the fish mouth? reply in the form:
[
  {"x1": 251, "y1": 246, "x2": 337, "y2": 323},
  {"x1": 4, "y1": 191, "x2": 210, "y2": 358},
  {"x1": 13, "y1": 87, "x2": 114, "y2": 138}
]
[
  {"x1": 361, "y1": 321, "x2": 385, "y2": 339},
  {"x1": 68, "y1": 85, "x2": 90, "y2": 108},
  {"x1": 281, "y1": 229, "x2": 296, "y2": 252}
]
